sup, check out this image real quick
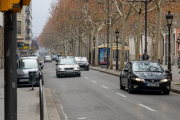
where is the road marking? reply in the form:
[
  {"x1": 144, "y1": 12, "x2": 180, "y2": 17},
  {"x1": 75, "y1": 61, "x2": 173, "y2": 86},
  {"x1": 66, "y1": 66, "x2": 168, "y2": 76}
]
[
  {"x1": 102, "y1": 85, "x2": 109, "y2": 89},
  {"x1": 92, "y1": 80, "x2": 97, "y2": 83},
  {"x1": 139, "y1": 104, "x2": 156, "y2": 112},
  {"x1": 84, "y1": 77, "x2": 88, "y2": 79},
  {"x1": 116, "y1": 92, "x2": 127, "y2": 97},
  {"x1": 56, "y1": 96, "x2": 69, "y2": 120},
  {"x1": 78, "y1": 117, "x2": 87, "y2": 119}
]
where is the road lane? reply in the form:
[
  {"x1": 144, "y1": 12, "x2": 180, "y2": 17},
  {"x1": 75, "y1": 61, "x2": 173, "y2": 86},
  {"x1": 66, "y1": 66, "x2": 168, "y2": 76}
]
[{"x1": 43, "y1": 61, "x2": 180, "y2": 120}]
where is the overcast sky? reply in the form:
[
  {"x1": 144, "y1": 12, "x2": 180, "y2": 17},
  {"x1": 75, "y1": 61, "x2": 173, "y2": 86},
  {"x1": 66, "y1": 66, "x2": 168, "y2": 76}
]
[{"x1": 32, "y1": 0, "x2": 53, "y2": 37}]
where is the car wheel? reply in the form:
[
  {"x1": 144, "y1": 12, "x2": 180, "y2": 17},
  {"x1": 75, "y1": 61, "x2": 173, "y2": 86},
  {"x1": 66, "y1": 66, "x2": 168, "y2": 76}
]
[
  {"x1": 86, "y1": 69, "x2": 89, "y2": 71},
  {"x1": 120, "y1": 77, "x2": 125, "y2": 90},
  {"x1": 163, "y1": 90, "x2": 170, "y2": 95},
  {"x1": 78, "y1": 74, "x2": 81, "y2": 77},
  {"x1": 56, "y1": 72, "x2": 59, "y2": 78},
  {"x1": 128, "y1": 81, "x2": 134, "y2": 94}
]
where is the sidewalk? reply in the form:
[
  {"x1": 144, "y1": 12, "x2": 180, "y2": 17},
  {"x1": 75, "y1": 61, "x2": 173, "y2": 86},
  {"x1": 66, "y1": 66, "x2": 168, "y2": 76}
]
[
  {"x1": 90, "y1": 62, "x2": 180, "y2": 94},
  {"x1": 0, "y1": 69, "x2": 51, "y2": 120}
]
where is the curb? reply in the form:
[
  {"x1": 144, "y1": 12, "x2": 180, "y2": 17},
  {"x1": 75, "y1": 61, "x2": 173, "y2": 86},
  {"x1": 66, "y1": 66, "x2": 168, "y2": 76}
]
[
  {"x1": 90, "y1": 67, "x2": 119, "y2": 77},
  {"x1": 90, "y1": 67, "x2": 180, "y2": 95},
  {"x1": 43, "y1": 86, "x2": 49, "y2": 120}
]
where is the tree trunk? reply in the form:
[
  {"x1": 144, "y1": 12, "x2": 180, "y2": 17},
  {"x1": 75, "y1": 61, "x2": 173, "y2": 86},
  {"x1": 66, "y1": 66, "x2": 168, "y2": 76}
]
[
  {"x1": 91, "y1": 34, "x2": 94, "y2": 65},
  {"x1": 135, "y1": 2, "x2": 142, "y2": 60},
  {"x1": 154, "y1": 7, "x2": 161, "y2": 62},
  {"x1": 151, "y1": 35, "x2": 154, "y2": 61},
  {"x1": 110, "y1": 22, "x2": 113, "y2": 69},
  {"x1": 95, "y1": 29, "x2": 99, "y2": 66},
  {"x1": 160, "y1": 33, "x2": 163, "y2": 64},
  {"x1": 119, "y1": 19, "x2": 127, "y2": 71},
  {"x1": 75, "y1": 40, "x2": 78, "y2": 56},
  {"x1": 87, "y1": 30, "x2": 89, "y2": 60}
]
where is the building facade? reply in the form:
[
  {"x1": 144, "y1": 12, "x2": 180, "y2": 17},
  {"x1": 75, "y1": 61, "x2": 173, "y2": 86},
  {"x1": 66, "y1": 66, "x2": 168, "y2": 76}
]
[{"x1": 17, "y1": 2, "x2": 32, "y2": 57}]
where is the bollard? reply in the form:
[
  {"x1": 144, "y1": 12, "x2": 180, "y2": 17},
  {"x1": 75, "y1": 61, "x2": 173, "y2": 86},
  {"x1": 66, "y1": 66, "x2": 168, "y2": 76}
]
[{"x1": 29, "y1": 71, "x2": 36, "y2": 90}]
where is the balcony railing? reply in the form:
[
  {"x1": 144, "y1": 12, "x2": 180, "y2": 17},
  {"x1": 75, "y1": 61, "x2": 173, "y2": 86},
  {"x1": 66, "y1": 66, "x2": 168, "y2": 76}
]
[
  {"x1": 26, "y1": 15, "x2": 31, "y2": 21},
  {"x1": 25, "y1": 7, "x2": 30, "y2": 12},
  {"x1": 26, "y1": 34, "x2": 31, "y2": 40},
  {"x1": 26, "y1": 25, "x2": 31, "y2": 30}
]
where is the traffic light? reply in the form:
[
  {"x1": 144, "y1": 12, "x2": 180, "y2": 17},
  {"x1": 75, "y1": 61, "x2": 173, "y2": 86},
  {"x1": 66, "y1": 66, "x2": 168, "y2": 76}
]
[{"x1": 0, "y1": 0, "x2": 31, "y2": 13}]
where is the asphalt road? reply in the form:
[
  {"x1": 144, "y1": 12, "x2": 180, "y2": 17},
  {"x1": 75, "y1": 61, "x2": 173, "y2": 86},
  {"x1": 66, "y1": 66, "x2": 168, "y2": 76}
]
[{"x1": 43, "y1": 61, "x2": 180, "y2": 120}]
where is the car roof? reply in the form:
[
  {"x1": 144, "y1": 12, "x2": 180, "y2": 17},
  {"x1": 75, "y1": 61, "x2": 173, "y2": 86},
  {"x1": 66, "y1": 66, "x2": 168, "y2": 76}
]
[{"x1": 130, "y1": 60, "x2": 158, "y2": 63}]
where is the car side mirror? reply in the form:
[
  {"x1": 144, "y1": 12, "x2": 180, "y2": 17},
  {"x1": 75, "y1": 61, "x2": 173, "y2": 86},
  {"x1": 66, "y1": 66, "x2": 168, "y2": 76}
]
[
  {"x1": 165, "y1": 70, "x2": 169, "y2": 73},
  {"x1": 41, "y1": 65, "x2": 44, "y2": 69},
  {"x1": 123, "y1": 68, "x2": 129, "y2": 72}
]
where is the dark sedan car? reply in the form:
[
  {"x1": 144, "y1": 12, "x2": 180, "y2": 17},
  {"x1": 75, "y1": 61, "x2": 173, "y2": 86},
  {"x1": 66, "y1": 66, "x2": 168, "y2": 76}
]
[
  {"x1": 120, "y1": 61, "x2": 171, "y2": 94},
  {"x1": 75, "y1": 57, "x2": 89, "y2": 70}
]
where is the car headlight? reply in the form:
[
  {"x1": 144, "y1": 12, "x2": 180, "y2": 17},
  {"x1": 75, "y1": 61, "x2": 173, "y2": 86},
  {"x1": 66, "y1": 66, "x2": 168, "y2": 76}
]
[
  {"x1": 59, "y1": 68, "x2": 64, "y2": 70},
  {"x1": 74, "y1": 67, "x2": 80, "y2": 70},
  {"x1": 134, "y1": 78, "x2": 145, "y2": 82},
  {"x1": 161, "y1": 79, "x2": 168, "y2": 82},
  {"x1": 86, "y1": 63, "x2": 89, "y2": 65}
]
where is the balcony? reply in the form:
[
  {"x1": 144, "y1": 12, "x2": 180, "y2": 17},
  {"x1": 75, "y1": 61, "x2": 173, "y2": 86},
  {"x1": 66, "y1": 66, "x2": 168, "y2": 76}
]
[
  {"x1": 25, "y1": 15, "x2": 32, "y2": 21},
  {"x1": 26, "y1": 34, "x2": 31, "y2": 40},
  {"x1": 26, "y1": 25, "x2": 31, "y2": 30},
  {"x1": 25, "y1": 7, "x2": 30, "y2": 12}
]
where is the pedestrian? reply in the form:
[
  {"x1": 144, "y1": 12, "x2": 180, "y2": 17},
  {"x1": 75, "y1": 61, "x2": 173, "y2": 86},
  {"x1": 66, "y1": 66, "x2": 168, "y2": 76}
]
[{"x1": 142, "y1": 54, "x2": 149, "y2": 60}]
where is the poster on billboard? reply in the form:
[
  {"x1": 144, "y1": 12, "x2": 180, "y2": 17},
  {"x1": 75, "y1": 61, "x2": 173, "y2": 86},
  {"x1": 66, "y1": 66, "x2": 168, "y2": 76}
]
[{"x1": 99, "y1": 48, "x2": 110, "y2": 65}]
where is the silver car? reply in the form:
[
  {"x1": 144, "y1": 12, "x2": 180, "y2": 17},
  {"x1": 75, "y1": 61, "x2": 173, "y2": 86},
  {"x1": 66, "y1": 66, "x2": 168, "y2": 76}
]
[
  {"x1": 44, "y1": 55, "x2": 52, "y2": 63},
  {"x1": 55, "y1": 58, "x2": 81, "y2": 77},
  {"x1": 17, "y1": 58, "x2": 44, "y2": 86}
]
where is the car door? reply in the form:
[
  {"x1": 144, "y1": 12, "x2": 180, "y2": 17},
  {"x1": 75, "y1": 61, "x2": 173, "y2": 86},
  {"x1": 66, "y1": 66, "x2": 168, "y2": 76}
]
[
  {"x1": 121, "y1": 63, "x2": 128, "y2": 86},
  {"x1": 125, "y1": 63, "x2": 132, "y2": 87}
]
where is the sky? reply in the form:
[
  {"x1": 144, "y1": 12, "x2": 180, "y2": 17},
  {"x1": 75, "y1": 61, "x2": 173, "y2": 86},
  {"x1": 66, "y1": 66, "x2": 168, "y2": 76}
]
[{"x1": 32, "y1": 0, "x2": 53, "y2": 37}]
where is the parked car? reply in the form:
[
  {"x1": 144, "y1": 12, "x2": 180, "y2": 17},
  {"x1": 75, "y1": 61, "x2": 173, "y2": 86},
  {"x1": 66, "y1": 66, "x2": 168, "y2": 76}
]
[
  {"x1": 52, "y1": 55, "x2": 57, "y2": 61},
  {"x1": 75, "y1": 57, "x2": 89, "y2": 70},
  {"x1": 17, "y1": 58, "x2": 44, "y2": 86},
  {"x1": 55, "y1": 58, "x2": 81, "y2": 77},
  {"x1": 119, "y1": 61, "x2": 171, "y2": 94},
  {"x1": 44, "y1": 55, "x2": 52, "y2": 63}
]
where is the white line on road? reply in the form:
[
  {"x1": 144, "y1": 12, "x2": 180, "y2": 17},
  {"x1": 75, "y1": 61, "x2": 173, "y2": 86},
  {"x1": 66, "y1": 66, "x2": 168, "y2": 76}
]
[
  {"x1": 84, "y1": 77, "x2": 88, "y2": 79},
  {"x1": 139, "y1": 104, "x2": 156, "y2": 112},
  {"x1": 78, "y1": 117, "x2": 87, "y2": 119},
  {"x1": 56, "y1": 96, "x2": 69, "y2": 120},
  {"x1": 116, "y1": 93, "x2": 127, "y2": 97},
  {"x1": 102, "y1": 85, "x2": 109, "y2": 89},
  {"x1": 92, "y1": 80, "x2": 97, "y2": 83}
]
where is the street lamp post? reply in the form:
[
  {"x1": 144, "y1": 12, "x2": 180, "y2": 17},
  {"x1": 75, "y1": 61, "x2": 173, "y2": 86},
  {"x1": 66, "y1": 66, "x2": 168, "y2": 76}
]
[
  {"x1": 93, "y1": 36, "x2": 95, "y2": 66},
  {"x1": 176, "y1": 36, "x2": 180, "y2": 68},
  {"x1": 115, "y1": 29, "x2": 119, "y2": 70},
  {"x1": 166, "y1": 11, "x2": 173, "y2": 81},
  {"x1": 128, "y1": 0, "x2": 151, "y2": 60}
]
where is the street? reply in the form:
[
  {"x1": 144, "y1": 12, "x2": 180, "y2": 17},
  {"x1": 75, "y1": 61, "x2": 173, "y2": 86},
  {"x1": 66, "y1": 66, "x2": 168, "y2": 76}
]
[{"x1": 43, "y1": 61, "x2": 180, "y2": 120}]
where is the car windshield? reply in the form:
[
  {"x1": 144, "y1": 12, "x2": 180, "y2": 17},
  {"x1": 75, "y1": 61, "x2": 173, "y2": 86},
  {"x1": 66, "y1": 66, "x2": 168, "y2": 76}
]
[
  {"x1": 45, "y1": 56, "x2": 51, "y2": 58},
  {"x1": 19, "y1": 59, "x2": 38, "y2": 69},
  {"x1": 133, "y1": 62, "x2": 164, "y2": 72},
  {"x1": 75, "y1": 57, "x2": 87, "y2": 62},
  {"x1": 67, "y1": 56, "x2": 74, "y2": 58},
  {"x1": 59, "y1": 59, "x2": 77, "y2": 65},
  {"x1": 58, "y1": 56, "x2": 65, "y2": 59}
]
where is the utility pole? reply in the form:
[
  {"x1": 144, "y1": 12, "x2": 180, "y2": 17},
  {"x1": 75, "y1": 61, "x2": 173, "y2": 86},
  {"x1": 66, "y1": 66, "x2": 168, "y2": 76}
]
[
  {"x1": 107, "y1": 0, "x2": 110, "y2": 68},
  {"x1": 4, "y1": 11, "x2": 17, "y2": 120}
]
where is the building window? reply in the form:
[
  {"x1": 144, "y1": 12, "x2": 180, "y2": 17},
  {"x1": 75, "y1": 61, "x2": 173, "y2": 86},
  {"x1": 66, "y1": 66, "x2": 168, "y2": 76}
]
[{"x1": 17, "y1": 21, "x2": 21, "y2": 34}]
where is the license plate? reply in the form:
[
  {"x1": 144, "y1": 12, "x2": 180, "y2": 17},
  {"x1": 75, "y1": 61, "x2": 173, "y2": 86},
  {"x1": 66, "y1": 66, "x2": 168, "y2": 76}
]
[
  {"x1": 66, "y1": 70, "x2": 73, "y2": 73},
  {"x1": 147, "y1": 83, "x2": 159, "y2": 87},
  {"x1": 19, "y1": 79, "x2": 29, "y2": 82}
]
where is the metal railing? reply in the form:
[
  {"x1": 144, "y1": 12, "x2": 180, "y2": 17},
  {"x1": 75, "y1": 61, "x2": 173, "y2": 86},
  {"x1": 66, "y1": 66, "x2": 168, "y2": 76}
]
[{"x1": 39, "y1": 79, "x2": 44, "y2": 120}]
